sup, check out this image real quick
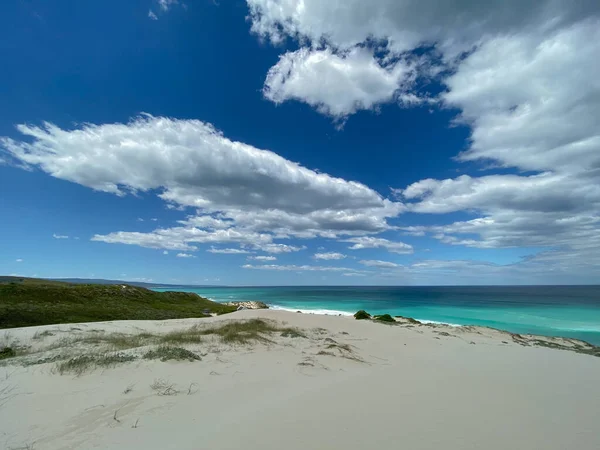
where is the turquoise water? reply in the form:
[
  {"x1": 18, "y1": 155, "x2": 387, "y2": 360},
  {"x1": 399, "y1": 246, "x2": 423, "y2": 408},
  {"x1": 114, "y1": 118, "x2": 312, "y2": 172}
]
[{"x1": 153, "y1": 286, "x2": 600, "y2": 345}]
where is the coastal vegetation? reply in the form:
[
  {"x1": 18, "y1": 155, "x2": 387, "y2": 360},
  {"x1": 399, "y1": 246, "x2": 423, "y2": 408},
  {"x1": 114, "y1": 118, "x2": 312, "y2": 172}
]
[
  {"x1": 354, "y1": 310, "x2": 371, "y2": 320},
  {"x1": 0, "y1": 318, "x2": 309, "y2": 373},
  {"x1": 373, "y1": 314, "x2": 395, "y2": 323},
  {"x1": 0, "y1": 276, "x2": 237, "y2": 329}
]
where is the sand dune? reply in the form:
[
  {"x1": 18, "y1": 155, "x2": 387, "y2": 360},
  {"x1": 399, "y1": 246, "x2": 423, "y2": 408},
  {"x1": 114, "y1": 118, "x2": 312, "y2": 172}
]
[{"x1": 2, "y1": 310, "x2": 599, "y2": 450}]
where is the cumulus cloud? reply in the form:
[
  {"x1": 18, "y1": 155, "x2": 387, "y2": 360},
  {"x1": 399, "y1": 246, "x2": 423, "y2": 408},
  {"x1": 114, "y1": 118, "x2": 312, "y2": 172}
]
[
  {"x1": 242, "y1": 264, "x2": 364, "y2": 273},
  {"x1": 396, "y1": 20, "x2": 600, "y2": 274},
  {"x1": 253, "y1": 243, "x2": 306, "y2": 254},
  {"x1": 2, "y1": 116, "x2": 402, "y2": 252},
  {"x1": 91, "y1": 227, "x2": 272, "y2": 251},
  {"x1": 207, "y1": 247, "x2": 252, "y2": 254},
  {"x1": 248, "y1": 0, "x2": 600, "y2": 123},
  {"x1": 1, "y1": 116, "x2": 407, "y2": 256},
  {"x1": 53, "y1": 234, "x2": 69, "y2": 239},
  {"x1": 314, "y1": 252, "x2": 346, "y2": 260},
  {"x1": 248, "y1": 255, "x2": 277, "y2": 261},
  {"x1": 247, "y1": 0, "x2": 593, "y2": 54},
  {"x1": 359, "y1": 260, "x2": 400, "y2": 268},
  {"x1": 176, "y1": 252, "x2": 195, "y2": 258},
  {"x1": 163, "y1": 250, "x2": 169, "y2": 255},
  {"x1": 148, "y1": 10, "x2": 158, "y2": 20},
  {"x1": 249, "y1": 1, "x2": 600, "y2": 276},
  {"x1": 264, "y1": 47, "x2": 418, "y2": 119},
  {"x1": 16, "y1": 259, "x2": 23, "y2": 262},
  {"x1": 344, "y1": 237, "x2": 413, "y2": 254}
]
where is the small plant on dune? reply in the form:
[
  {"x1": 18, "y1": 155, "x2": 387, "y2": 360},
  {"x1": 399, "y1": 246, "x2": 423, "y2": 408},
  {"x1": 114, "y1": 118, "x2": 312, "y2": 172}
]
[
  {"x1": 280, "y1": 329, "x2": 307, "y2": 338},
  {"x1": 0, "y1": 347, "x2": 16, "y2": 360},
  {"x1": 160, "y1": 327, "x2": 204, "y2": 345},
  {"x1": 395, "y1": 315, "x2": 421, "y2": 324},
  {"x1": 373, "y1": 314, "x2": 396, "y2": 323},
  {"x1": 32, "y1": 330, "x2": 55, "y2": 340},
  {"x1": 76, "y1": 332, "x2": 156, "y2": 350},
  {"x1": 327, "y1": 342, "x2": 353, "y2": 352},
  {"x1": 143, "y1": 346, "x2": 201, "y2": 362},
  {"x1": 195, "y1": 319, "x2": 305, "y2": 345},
  {"x1": 150, "y1": 378, "x2": 179, "y2": 396},
  {"x1": 354, "y1": 310, "x2": 371, "y2": 320},
  {"x1": 56, "y1": 353, "x2": 136, "y2": 375}
]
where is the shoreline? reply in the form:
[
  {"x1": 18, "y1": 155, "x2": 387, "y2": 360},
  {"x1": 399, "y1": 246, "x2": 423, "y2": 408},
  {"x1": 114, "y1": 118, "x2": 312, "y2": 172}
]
[{"x1": 237, "y1": 303, "x2": 597, "y2": 346}]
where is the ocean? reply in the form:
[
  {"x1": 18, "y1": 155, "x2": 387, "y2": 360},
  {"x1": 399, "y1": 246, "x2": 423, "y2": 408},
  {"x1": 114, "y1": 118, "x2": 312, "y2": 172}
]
[{"x1": 153, "y1": 285, "x2": 600, "y2": 345}]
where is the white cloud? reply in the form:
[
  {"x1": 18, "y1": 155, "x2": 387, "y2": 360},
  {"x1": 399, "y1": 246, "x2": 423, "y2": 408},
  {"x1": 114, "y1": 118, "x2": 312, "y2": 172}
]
[
  {"x1": 53, "y1": 234, "x2": 69, "y2": 239},
  {"x1": 247, "y1": 0, "x2": 592, "y2": 55},
  {"x1": 344, "y1": 236, "x2": 413, "y2": 254},
  {"x1": 137, "y1": 218, "x2": 144, "y2": 222},
  {"x1": 148, "y1": 10, "x2": 158, "y2": 20},
  {"x1": 359, "y1": 259, "x2": 399, "y2": 268},
  {"x1": 313, "y1": 252, "x2": 346, "y2": 260},
  {"x1": 16, "y1": 258, "x2": 23, "y2": 263},
  {"x1": 178, "y1": 215, "x2": 233, "y2": 230},
  {"x1": 248, "y1": 255, "x2": 277, "y2": 261},
  {"x1": 254, "y1": 243, "x2": 306, "y2": 254},
  {"x1": 207, "y1": 247, "x2": 252, "y2": 254},
  {"x1": 342, "y1": 273, "x2": 366, "y2": 277},
  {"x1": 396, "y1": 20, "x2": 600, "y2": 275},
  {"x1": 248, "y1": 0, "x2": 599, "y2": 122},
  {"x1": 158, "y1": 0, "x2": 179, "y2": 11},
  {"x1": 243, "y1": 264, "x2": 364, "y2": 273},
  {"x1": 163, "y1": 250, "x2": 169, "y2": 255},
  {"x1": 92, "y1": 227, "x2": 272, "y2": 251},
  {"x1": 444, "y1": 22, "x2": 600, "y2": 175},
  {"x1": 2, "y1": 116, "x2": 402, "y2": 250},
  {"x1": 176, "y1": 252, "x2": 195, "y2": 258},
  {"x1": 249, "y1": 1, "x2": 599, "y2": 276},
  {"x1": 151, "y1": 218, "x2": 158, "y2": 221},
  {"x1": 264, "y1": 47, "x2": 418, "y2": 119}
]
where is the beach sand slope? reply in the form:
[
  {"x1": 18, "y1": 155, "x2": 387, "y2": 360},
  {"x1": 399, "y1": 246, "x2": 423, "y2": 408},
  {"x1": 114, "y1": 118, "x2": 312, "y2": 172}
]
[{"x1": 1, "y1": 310, "x2": 599, "y2": 450}]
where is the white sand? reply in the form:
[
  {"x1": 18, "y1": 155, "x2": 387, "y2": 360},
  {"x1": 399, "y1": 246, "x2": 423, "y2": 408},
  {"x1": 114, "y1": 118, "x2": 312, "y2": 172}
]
[{"x1": 2, "y1": 310, "x2": 599, "y2": 450}]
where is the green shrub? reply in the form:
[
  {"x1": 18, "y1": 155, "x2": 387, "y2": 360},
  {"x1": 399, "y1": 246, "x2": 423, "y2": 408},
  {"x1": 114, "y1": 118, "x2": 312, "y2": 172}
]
[
  {"x1": 373, "y1": 314, "x2": 395, "y2": 323},
  {"x1": 56, "y1": 353, "x2": 136, "y2": 375},
  {"x1": 0, "y1": 347, "x2": 16, "y2": 360},
  {"x1": 354, "y1": 310, "x2": 371, "y2": 320}
]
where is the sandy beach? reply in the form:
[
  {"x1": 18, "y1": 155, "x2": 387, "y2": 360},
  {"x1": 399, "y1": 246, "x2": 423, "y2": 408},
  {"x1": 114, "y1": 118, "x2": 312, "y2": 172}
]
[{"x1": 2, "y1": 309, "x2": 599, "y2": 450}]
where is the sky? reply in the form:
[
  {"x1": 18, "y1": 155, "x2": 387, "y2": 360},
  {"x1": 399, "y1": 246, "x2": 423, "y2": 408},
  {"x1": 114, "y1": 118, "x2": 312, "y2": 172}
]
[{"x1": 1, "y1": 0, "x2": 599, "y2": 286}]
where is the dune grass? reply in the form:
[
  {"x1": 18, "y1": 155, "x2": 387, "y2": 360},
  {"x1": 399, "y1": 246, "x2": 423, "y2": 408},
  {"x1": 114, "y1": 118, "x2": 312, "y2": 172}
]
[
  {"x1": 0, "y1": 277, "x2": 236, "y2": 329},
  {"x1": 56, "y1": 353, "x2": 136, "y2": 375},
  {"x1": 143, "y1": 346, "x2": 201, "y2": 362},
  {"x1": 5, "y1": 319, "x2": 309, "y2": 374}
]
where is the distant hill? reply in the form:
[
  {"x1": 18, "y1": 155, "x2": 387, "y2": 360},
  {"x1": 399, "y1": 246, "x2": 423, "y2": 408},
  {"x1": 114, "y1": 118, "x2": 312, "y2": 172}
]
[
  {"x1": 51, "y1": 278, "x2": 170, "y2": 288},
  {"x1": 0, "y1": 277, "x2": 236, "y2": 329},
  {"x1": 0, "y1": 276, "x2": 218, "y2": 289}
]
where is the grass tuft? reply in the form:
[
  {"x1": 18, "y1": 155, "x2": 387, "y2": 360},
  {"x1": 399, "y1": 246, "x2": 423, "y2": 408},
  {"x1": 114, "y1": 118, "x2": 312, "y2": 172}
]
[
  {"x1": 150, "y1": 379, "x2": 179, "y2": 396},
  {"x1": 0, "y1": 347, "x2": 16, "y2": 360},
  {"x1": 56, "y1": 353, "x2": 136, "y2": 375},
  {"x1": 143, "y1": 346, "x2": 201, "y2": 362},
  {"x1": 161, "y1": 327, "x2": 204, "y2": 345},
  {"x1": 32, "y1": 330, "x2": 55, "y2": 340}
]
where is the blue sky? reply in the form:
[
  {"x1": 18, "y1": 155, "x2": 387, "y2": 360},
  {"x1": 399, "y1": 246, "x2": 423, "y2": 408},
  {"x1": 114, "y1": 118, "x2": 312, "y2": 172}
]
[{"x1": 1, "y1": 0, "x2": 599, "y2": 285}]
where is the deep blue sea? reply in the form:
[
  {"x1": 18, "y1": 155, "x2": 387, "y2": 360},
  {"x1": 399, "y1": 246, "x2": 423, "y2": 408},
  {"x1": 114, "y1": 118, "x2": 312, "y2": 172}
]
[{"x1": 153, "y1": 286, "x2": 600, "y2": 345}]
